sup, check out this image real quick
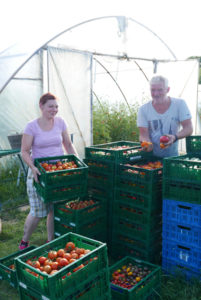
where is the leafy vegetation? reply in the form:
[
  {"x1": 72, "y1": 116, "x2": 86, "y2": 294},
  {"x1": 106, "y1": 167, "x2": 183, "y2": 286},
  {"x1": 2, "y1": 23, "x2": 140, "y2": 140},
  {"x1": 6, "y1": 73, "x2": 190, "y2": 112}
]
[{"x1": 93, "y1": 98, "x2": 139, "y2": 144}]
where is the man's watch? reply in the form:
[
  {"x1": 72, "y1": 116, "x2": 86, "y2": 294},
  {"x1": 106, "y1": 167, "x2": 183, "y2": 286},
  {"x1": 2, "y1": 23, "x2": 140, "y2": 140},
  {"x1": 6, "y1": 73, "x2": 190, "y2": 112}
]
[{"x1": 174, "y1": 134, "x2": 178, "y2": 143}]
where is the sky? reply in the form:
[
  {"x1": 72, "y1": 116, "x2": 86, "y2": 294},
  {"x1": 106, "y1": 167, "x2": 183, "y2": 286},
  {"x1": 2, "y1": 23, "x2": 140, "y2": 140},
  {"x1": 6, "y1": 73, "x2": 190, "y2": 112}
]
[{"x1": 1, "y1": 0, "x2": 201, "y2": 59}]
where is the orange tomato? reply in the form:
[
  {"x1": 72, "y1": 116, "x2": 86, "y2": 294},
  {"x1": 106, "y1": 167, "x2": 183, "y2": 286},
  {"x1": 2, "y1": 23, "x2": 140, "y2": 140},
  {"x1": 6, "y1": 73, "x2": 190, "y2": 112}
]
[{"x1": 160, "y1": 143, "x2": 166, "y2": 149}]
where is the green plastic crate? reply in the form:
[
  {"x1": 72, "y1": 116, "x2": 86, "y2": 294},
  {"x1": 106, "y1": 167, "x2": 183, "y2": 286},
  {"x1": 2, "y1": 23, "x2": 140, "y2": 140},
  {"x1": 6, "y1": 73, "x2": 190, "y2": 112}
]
[
  {"x1": 115, "y1": 175, "x2": 162, "y2": 198},
  {"x1": 15, "y1": 232, "x2": 108, "y2": 300},
  {"x1": 35, "y1": 154, "x2": 88, "y2": 189},
  {"x1": 34, "y1": 181, "x2": 87, "y2": 203},
  {"x1": 110, "y1": 256, "x2": 161, "y2": 300},
  {"x1": 87, "y1": 185, "x2": 114, "y2": 201},
  {"x1": 112, "y1": 216, "x2": 162, "y2": 241},
  {"x1": 54, "y1": 197, "x2": 106, "y2": 226},
  {"x1": 18, "y1": 269, "x2": 111, "y2": 300},
  {"x1": 109, "y1": 242, "x2": 161, "y2": 265},
  {"x1": 115, "y1": 188, "x2": 162, "y2": 212},
  {"x1": 88, "y1": 170, "x2": 114, "y2": 189},
  {"x1": 85, "y1": 141, "x2": 142, "y2": 163},
  {"x1": 163, "y1": 179, "x2": 201, "y2": 204},
  {"x1": 113, "y1": 200, "x2": 161, "y2": 225},
  {"x1": 54, "y1": 214, "x2": 107, "y2": 238},
  {"x1": 117, "y1": 157, "x2": 163, "y2": 184},
  {"x1": 186, "y1": 135, "x2": 201, "y2": 154},
  {"x1": 84, "y1": 158, "x2": 116, "y2": 175},
  {"x1": 0, "y1": 246, "x2": 35, "y2": 288},
  {"x1": 111, "y1": 230, "x2": 162, "y2": 253},
  {"x1": 163, "y1": 154, "x2": 201, "y2": 185}
]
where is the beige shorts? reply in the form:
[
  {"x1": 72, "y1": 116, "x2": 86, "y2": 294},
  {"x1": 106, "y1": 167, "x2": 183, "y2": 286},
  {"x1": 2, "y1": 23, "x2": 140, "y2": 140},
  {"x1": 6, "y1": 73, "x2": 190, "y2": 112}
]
[{"x1": 27, "y1": 168, "x2": 53, "y2": 217}]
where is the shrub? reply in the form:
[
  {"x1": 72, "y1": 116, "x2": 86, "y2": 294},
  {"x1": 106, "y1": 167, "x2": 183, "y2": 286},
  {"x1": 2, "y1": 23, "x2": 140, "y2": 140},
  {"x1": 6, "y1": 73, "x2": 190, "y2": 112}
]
[{"x1": 93, "y1": 99, "x2": 139, "y2": 145}]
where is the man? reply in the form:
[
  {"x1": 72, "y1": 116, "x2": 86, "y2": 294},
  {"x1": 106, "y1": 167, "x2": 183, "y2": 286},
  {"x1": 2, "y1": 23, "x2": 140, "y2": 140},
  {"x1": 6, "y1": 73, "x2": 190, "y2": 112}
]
[{"x1": 137, "y1": 75, "x2": 193, "y2": 157}]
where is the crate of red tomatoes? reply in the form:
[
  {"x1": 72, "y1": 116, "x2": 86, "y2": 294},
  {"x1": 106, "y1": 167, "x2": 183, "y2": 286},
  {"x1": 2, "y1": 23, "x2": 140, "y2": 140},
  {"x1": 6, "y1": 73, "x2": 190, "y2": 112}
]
[
  {"x1": 34, "y1": 154, "x2": 88, "y2": 189},
  {"x1": 110, "y1": 256, "x2": 161, "y2": 300},
  {"x1": 14, "y1": 232, "x2": 109, "y2": 300}
]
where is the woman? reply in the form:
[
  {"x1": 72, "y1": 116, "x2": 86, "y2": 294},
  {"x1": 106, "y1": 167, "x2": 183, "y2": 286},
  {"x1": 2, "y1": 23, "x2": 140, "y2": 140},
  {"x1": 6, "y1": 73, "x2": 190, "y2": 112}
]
[{"x1": 19, "y1": 92, "x2": 78, "y2": 249}]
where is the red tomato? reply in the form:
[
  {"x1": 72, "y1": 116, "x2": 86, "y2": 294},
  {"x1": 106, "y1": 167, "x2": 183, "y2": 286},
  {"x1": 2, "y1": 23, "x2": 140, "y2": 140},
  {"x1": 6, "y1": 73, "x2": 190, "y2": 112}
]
[
  {"x1": 32, "y1": 260, "x2": 40, "y2": 269},
  {"x1": 51, "y1": 262, "x2": 59, "y2": 270},
  {"x1": 59, "y1": 258, "x2": 68, "y2": 267},
  {"x1": 57, "y1": 249, "x2": 65, "y2": 257},
  {"x1": 38, "y1": 256, "x2": 47, "y2": 265},
  {"x1": 43, "y1": 265, "x2": 52, "y2": 274},
  {"x1": 65, "y1": 242, "x2": 75, "y2": 251},
  {"x1": 71, "y1": 252, "x2": 78, "y2": 259},
  {"x1": 63, "y1": 253, "x2": 71, "y2": 260},
  {"x1": 160, "y1": 135, "x2": 169, "y2": 143},
  {"x1": 44, "y1": 259, "x2": 53, "y2": 267},
  {"x1": 48, "y1": 250, "x2": 57, "y2": 260}
]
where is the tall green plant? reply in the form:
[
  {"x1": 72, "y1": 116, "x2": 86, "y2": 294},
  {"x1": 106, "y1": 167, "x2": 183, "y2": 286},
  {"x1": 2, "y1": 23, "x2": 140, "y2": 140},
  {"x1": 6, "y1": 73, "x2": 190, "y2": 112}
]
[{"x1": 93, "y1": 99, "x2": 139, "y2": 145}]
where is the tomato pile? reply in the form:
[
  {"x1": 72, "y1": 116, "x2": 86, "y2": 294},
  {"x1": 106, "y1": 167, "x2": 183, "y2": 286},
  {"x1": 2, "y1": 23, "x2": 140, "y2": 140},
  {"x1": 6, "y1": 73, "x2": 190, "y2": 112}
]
[
  {"x1": 24, "y1": 242, "x2": 95, "y2": 277},
  {"x1": 125, "y1": 161, "x2": 163, "y2": 170},
  {"x1": 65, "y1": 199, "x2": 96, "y2": 210},
  {"x1": 40, "y1": 161, "x2": 78, "y2": 172},
  {"x1": 111, "y1": 263, "x2": 152, "y2": 289}
]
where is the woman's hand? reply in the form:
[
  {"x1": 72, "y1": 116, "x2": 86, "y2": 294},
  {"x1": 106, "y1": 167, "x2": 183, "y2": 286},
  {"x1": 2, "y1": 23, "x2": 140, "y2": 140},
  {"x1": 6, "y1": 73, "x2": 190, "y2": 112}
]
[{"x1": 31, "y1": 166, "x2": 41, "y2": 183}]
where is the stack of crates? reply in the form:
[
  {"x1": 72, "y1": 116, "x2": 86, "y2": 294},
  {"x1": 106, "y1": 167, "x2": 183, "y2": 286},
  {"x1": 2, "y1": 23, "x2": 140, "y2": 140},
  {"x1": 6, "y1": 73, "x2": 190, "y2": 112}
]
[
  {"x1": 162, "y1": 135, "x2": 201, "y2": 280},
  {"x1": 84, "y1": 141, "x2": 142, "y2": 243},
  {"x1": 54, "y1": 195, "x2": 108, "y2": 242},
  {"x1": 110, "y1": 156, "x2": 163, "y2": 263},
  {"x1": 14, "y1": 232, "x2": 111, "y2": 300},
  {"x1": 34, "y1": 154, "x2": 88, "y2": 203}
]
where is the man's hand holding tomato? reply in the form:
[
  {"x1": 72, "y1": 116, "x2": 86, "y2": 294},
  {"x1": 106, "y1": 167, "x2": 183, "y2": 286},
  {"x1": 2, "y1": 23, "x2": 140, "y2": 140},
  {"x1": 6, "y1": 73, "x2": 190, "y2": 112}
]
[
  {"x1": 141, "y1": 141, "x2": 153, "y2": 152},
  {"x1": 160, "y1": 134, "x2": 176, "y2": 149}
]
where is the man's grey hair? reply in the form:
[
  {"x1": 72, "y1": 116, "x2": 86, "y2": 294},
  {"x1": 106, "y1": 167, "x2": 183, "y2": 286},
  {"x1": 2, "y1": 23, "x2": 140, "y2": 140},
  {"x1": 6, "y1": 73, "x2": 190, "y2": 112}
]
[{"x1": 150, "y1": 75, "x2": 169, "y2": 88}]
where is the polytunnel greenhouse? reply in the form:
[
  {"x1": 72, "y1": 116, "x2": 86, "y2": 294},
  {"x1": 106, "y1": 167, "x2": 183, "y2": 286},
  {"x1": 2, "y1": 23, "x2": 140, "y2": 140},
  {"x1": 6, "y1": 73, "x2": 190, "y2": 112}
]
[{"x1": 0, "y1": 15, "x2": 200, "y2": 157}]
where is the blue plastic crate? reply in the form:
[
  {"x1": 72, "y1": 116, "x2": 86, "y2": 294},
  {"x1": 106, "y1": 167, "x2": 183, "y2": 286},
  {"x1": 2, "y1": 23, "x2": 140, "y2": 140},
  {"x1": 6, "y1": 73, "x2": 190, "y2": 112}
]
[
  {"x1": 162, "y1": 257, "x2": 201, "y2": 281},
  {"x1": 162, "y1": 198, "x2": 201, "y2": 227},
  {"x1": 162, "y1": 220, "x2": 201, "y2": 248},
  {"x1": 162, "y1": 239, "x2": 201, "y2": 270}
]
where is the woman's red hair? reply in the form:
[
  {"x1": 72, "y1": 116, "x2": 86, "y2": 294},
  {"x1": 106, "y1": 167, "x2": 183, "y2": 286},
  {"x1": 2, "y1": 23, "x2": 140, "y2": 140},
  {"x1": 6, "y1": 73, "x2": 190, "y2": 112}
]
[{"x1": 39, "y1": 93, "x2": 58, "y2": 105}]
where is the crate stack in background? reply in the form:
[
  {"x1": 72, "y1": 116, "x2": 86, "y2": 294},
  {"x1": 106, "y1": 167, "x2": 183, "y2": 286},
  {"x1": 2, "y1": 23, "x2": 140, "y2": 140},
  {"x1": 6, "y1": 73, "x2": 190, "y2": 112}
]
[
  {"x1": 84, "y1": 141, "x2": 142, "y2": 244},
  {"x1": 162, "y1": 135, "x2": 201, "y2": 280},
  {"x1": 14, "y1": 233, "x2": 111, "y2": 300},
  {"x1": 110, "y1": 155, "x2": 163, "y2": 263}
]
